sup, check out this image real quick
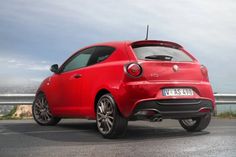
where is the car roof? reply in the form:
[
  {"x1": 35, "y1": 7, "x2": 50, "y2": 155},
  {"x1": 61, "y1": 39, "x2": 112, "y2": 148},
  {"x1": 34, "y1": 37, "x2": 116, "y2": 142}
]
[
  {"x1": 87, "y1": 41, "x2": 129, "y2": 48},
  {"x1": 87, "y1": 40, "x2": 183, "y2": 49}
]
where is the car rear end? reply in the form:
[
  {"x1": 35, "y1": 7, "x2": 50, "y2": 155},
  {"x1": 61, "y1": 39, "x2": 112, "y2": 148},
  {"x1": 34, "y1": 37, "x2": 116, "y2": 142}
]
[{"x1": 120, "y1": 40, "x2": 215, "y2": 122}]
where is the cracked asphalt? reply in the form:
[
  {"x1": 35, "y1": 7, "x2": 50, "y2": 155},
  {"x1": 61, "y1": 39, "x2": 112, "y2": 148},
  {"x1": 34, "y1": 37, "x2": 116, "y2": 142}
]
[{"x1": 0, "y1": 118, "x2": 235, "y2": 157}]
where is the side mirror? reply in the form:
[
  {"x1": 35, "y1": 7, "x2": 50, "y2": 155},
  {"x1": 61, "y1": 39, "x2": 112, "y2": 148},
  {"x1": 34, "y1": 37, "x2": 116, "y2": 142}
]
[{"x1": 50, "y1": 64, "x2": 59, "y2": 74}]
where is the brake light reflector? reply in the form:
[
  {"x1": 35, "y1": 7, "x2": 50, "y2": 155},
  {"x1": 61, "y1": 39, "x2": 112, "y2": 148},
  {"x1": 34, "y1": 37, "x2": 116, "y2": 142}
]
[
  {"x1": 199, "y1": 108, "x2": 211, "y2": 113},
  {"x1": 126, "y1": 63, "x2": 142, "y2": 77}
]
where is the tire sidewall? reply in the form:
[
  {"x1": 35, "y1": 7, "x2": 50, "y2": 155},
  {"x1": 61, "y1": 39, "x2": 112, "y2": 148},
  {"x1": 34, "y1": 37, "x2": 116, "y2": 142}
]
[
  {"x1": 179, "y1": 113, "x2": 211, "y2": 132},
  {"x1": 96, "y1": 93, "x2": 127, "y2": 138},
  {"x1": 32, "y1": 93, "x2": 60, "y2": 126},
  {"x1": 96, "y1": 94, "x2": 115, "y2": 135}
]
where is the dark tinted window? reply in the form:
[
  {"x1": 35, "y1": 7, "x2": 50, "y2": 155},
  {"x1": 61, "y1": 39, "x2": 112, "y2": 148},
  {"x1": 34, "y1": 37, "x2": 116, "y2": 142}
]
[
  {"x1": 133, "y1": 46, "x2": 193, "y2": 62},
  {"x1": 87, "y1": 46, "x2": 115, "y2": 66},
  {"x1": 62, "y1": 47, "x2": 95, "y2": 72}
]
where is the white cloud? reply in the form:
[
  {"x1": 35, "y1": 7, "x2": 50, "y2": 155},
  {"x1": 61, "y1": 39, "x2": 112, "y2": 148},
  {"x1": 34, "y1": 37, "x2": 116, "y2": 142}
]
[
  {"x1": 0, "y1": 56, "x2": 50, "y2": 71},
  {"x1": 41, "y1": 60, "x2": 48, "y2": 64},
  {"x1": 27, "y1": 65, "x2": 50, "y2": 71},
  {"x1": 0, "y1": 56, "x2": 51, "y2": 87},
  {"x1": 8, "y1": 59, "x2": 16, "y2": 63},
  {"x1": 0, "y1": 0, "x2": 236, "y2": 92}
]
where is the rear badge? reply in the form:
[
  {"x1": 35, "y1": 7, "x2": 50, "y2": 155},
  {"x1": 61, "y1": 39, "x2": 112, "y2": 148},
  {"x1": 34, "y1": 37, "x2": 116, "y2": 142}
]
[
  {"x1": 150, "y1": 73, "x2": 159, "y2": 78},
  {"x1": 173, "y1": 65, "x2": 179, "y2": 72}
]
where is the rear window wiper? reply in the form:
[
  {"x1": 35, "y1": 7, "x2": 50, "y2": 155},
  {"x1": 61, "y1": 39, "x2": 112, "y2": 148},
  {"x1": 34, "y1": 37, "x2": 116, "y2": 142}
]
[{"x1": 145, "y1": 55, "x2": 173, "y2": 61}]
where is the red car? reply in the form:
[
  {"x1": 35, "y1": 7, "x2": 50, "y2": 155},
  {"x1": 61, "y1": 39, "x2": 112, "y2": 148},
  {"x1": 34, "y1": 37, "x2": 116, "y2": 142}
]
[{"x1": 33, "y1": 40, "x2": 216, "y2": 138}]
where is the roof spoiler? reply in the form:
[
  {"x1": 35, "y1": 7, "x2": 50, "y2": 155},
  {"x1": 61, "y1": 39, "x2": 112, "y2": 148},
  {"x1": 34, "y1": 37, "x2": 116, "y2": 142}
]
[{"x1": 131, "y1": 40, "x2": 183, "y2": 49}]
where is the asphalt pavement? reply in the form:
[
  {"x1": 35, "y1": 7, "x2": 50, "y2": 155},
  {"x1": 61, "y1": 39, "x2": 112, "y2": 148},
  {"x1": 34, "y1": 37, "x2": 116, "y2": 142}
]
[{"x1": 0, "y1": 118, "x2": 236, "y2": 157}]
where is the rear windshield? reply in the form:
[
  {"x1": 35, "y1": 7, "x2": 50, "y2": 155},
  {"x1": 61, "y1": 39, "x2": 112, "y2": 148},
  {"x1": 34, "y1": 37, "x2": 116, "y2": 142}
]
[{"x1": 133, "y1": 46, "x2": 193, "y2": 62}]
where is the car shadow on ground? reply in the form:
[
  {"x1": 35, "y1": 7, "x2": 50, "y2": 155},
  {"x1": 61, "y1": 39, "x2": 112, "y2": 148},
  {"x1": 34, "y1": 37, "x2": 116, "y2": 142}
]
[{"x1": 2, "y1": 120, "x2": 209, "y2": 144}]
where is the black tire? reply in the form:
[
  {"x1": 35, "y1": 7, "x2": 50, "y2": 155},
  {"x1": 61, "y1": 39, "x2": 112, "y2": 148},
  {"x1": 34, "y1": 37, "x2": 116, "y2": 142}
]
[
  {"x1": 96, "y1": 93, "x2": 128, "y2": 139},
  {"x1": 179, "y1": 113, "x2": 211, "y2": 132},
  {"x1": 32, "y1": 93, "x2": 61, "y2": 126}
]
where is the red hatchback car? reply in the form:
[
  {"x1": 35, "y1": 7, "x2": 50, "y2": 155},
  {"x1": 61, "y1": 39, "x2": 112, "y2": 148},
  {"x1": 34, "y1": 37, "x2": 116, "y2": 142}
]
[{"x1": 33, "y1": 40, "x2": 216, "y2": 138}]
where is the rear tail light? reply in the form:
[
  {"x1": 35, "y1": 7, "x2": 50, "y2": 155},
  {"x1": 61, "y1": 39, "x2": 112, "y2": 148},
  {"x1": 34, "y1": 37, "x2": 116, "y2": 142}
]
[
  {"x1": 126, "y1": 63, "x2": 142, "y2": 77},
  {"x1": 199, "y1": 107, "x2": 211, "y2": 113},
  {"x1": 200, "y1": 65, "x2": 209, "y2": 81}
]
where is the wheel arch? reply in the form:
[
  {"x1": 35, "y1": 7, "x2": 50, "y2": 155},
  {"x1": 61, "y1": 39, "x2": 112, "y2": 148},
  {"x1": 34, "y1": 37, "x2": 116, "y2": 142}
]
[
  {"x1": 35, "y1": 90, "x2": 44, "y2": 97},
  {"x1": 94, "y1": 89, "x2": 110, "y2": 113},
  {"x1": 34, "y1": 90, "x2": 55, "y2": 115},
  {"x1": 94, "y1": 88, "x2": 123, "y2": 114}
]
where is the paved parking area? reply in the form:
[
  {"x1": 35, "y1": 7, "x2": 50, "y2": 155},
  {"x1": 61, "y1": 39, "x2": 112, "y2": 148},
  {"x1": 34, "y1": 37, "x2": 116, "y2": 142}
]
[{"x1": 0, "y1": 118, "x2": 236, "y2": 157}]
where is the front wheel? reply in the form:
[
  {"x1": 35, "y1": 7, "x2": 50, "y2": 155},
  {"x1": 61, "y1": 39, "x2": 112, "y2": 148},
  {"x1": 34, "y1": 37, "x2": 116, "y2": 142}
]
[
  {"x1": 32, "y1": 93, "x2": 61, "y2": 126},
  {"x1": 96, "y1": 94, "x2": 128, "y2": 139},
  {"x1": 179, "y1": 113, "x2": 211, "y2": 132}
]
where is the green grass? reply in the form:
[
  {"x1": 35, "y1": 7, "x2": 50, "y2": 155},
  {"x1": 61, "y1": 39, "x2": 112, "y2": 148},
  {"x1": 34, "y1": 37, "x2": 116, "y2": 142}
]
[{"x1": 217, "y1": 111, "x2": 236, "y2": 119}]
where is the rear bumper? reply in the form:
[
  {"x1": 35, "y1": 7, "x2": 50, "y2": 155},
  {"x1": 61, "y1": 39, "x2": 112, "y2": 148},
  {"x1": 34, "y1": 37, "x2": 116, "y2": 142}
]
[
  {"x1": 130, "y1": 99, "x2": 213, "y2": 120},
  {"x1": 114, "y1": 81, "x2": 215, "y2": 118}
]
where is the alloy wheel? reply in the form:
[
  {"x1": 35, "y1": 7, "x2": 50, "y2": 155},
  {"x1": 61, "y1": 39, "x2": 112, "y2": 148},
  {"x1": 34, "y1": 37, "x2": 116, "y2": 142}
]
[
  {"x1": 97, "y1": 96, "x2": 115, "y2": 135},
  {"x1": 181, "y1": 119, "x2": 197, "y2": 127},
  {"x1": 33, "y1": 95, "x2": 53, "y2": 124}
]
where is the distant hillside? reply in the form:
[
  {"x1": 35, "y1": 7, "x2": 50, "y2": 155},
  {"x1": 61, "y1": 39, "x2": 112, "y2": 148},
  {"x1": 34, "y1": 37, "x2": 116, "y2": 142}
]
[{"x1": 0, "y1": 84, "x2": 38, "y2": 94}]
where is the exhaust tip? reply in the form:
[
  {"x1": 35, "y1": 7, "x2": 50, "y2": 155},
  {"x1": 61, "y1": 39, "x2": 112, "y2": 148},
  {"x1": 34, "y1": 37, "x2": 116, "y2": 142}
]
[{"x1": 150, "y1": 115, "x2": 162, "y2": 122}]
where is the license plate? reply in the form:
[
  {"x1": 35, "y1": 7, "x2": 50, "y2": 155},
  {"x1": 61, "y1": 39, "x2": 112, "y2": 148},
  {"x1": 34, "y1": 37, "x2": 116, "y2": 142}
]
[{"x1": 162, "y1": 88, "x2": 194, "y2": 96}]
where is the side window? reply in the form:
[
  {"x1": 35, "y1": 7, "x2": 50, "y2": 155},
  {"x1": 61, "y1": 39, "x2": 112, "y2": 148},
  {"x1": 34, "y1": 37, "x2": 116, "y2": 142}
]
[
  {"x1": 62, "y1": 47, "x2": 95, "y2": 72},
  {"x1": 87, "y1": 46, "x2": 115, "y2": 66}
]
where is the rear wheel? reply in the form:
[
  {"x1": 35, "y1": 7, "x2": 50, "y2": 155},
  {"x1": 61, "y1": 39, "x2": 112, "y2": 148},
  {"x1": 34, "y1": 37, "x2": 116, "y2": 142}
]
[
  {"x1": 179, "y1": 113, "x2": 211, "y2": 132},
  {"x1": 96, "y1": 94, "x2": 128, "y2": 138},
  {"x1": 32, "y1": 93, "x2": 61, "y2": 126}
]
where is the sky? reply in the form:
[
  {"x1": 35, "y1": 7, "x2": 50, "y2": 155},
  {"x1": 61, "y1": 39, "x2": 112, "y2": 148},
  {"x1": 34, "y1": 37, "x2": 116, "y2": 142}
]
[{"x1": 0, "y1": 0, "x2": 235, "y2": 93}]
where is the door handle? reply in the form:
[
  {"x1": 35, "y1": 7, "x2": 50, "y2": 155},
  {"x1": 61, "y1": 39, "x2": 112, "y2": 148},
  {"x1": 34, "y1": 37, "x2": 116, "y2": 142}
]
[{"x1": 73, "y1": 74, "x2": 82, "y2": 79}]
